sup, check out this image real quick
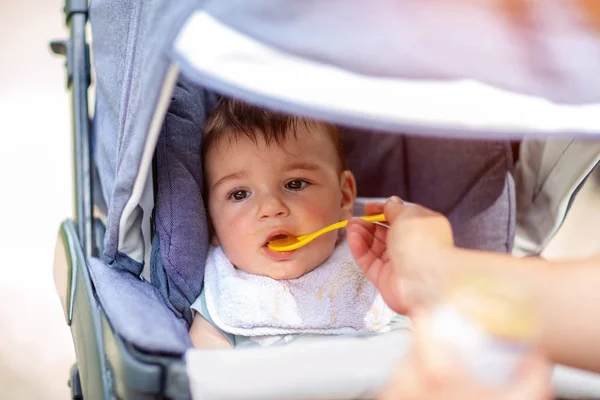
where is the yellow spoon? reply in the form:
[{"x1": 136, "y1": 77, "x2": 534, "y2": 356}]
[{"x1": 267, "y1": 213, "x2": 386, "y2": 252}]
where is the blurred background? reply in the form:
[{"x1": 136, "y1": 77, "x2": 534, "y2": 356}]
[
  {"x1": 0, "y1": 1, "x2": 75, "y2": 398},
  {"x1": 0, "y1": 1, "x2": 599, "y2": 399}
]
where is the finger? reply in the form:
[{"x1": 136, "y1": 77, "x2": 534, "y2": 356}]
[
  {"x1": 347, "y1": 220, "x2": 379, "y2": 268},
  {"x1": 347, "y1": 218, "x2": 387, "y2": 243},
  {"x1": 348, "y1": 220, "x2": 387, "y2": 256},
  {"x1": 364, "y1": 201, "x2": 384, "y2": 216},
  {"x1": 347, "y1": 224, "x2": 372, "y2": 261},
  {"x1": 347, "y1": 219, "x2": 376, "y2": 252},
  {"x1": 369, "y1": 227, "x2": 387, "y2": 257},
  {"x1": 347, "y1": 217, "x2": 376, "y2": 233},
  {"x1": 383, "y1": 196, "x2": 406, "y2": 224},
  {"x1": 349, "y1": 216, "x2": 389, "y2": 242},
  {"x1": 348, "y1": 235, "x2": 384, "y2": 273},
  {"x1": 348, "y1": 224, "x2": 388, "y2": 275},
  {"x1": 371, "y1": 224, "x2": 390, "y2": 247}
]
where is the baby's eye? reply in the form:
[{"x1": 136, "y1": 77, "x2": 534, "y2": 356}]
[
  {"x1": 285, "y1": 179, "x2": 308, "y2": 191},
  {"x1": 228, "y1": 190, "x2": 251, "y2": 201}
]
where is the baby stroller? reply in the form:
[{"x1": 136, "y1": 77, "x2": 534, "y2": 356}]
[{"x1": 50, "y1": 0, "x2": 600, "y2": 398}]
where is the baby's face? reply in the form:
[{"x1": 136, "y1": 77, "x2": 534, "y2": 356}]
[{"x1": 205, "y1": 126, "x2": 356, "y2": 280}]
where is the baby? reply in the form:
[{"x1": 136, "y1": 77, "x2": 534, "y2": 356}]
[{"x1": 189, "y1": 99, "x2": 408, "y2": 348}]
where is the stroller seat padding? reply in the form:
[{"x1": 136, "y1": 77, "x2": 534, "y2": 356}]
[
  {"x1": 151, "y1": 76, "x2": 219, "y2": 325},
  {"x1": 88, "y1": 258, "x2": 192, "y2": 354},
  {"x1": 344, "y1": 131, "x2": 515, "y2": 252}
]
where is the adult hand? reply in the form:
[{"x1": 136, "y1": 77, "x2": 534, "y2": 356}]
[
  {"x1": 379, "y1": 312, "x2": 551, "y2": 400},
  {"x1": 347, "y1": 196, "x2": 453, "y2": 314}
]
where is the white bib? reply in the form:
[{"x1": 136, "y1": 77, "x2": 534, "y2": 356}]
[{"x1": 203, "y1": 240, "x2": 394, "y2": 337}]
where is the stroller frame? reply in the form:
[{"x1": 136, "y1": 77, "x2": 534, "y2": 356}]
[{"x1": 51, "y1": 1, "x2": 191, "y2": 398}]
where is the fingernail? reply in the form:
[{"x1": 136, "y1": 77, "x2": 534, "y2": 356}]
[{"x1": 388, "y1": 196, "x2": 402, "y2": 204}]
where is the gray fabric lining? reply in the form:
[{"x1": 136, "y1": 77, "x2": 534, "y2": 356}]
[
  {"x1": 344, "y1": 131, "x2": 515, "y2": 252},
  {"x1": 88, "y1": 258, "x2": 192, "y2": 354},
  {"x1": 90, "y1": 0, "x2": 198, "y2": 273},
  {"x1": 150, "y1": 76, "x2": 219, "y2": 325},
  {"x1": 514, "y1": 140, "x2": 600, "y2": 255}
]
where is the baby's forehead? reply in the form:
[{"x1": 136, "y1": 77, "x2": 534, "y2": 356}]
[
  {"x1": 208, "y1": 125, "x2": 337, "y2": 157},
  {"x1": 204, "y1": 127, "x2": 342, "y2": 176}
]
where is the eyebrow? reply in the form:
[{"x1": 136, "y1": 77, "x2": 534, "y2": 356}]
[
  {"x1": 284, "y1": 162, "x2": 322, "y2": 172},
  {"x1": 210, "y1": 163, "x2": 322, "y2": 191},
  {"x1": 211, "y1": 171, "x2": 248, "y2": 191}
]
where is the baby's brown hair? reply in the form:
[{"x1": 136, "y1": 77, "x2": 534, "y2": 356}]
[{"x1": 203, "y1": 98, "x2": 346, "y2": 171}]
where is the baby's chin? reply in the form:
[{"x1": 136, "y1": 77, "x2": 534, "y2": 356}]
[
  {"x1": 238, "y1": 261, "x2": 321, "y2": 281},
  {"x1": 232, "y1": 243, "x2": 335, "y2": 280},
  {"x1": 274, "y1": 264, "x2": 320, "y2": 281}
]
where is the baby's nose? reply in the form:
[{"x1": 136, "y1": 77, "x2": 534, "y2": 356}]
[{"x1": 258, "y1": 195, "x2": 290, "y2": 219}]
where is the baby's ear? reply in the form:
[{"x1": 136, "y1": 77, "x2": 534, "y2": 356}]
[{"x1": 339, "y1": 170, "x2": 357, "y2": 220}]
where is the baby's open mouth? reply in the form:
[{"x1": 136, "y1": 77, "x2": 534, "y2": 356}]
[
  {"x1": 264, "y1": 231, "x2": 293, "y2": 247},
  {"x1": 267, "y1": 234, "x2": 289, "y2": 243},
  {"x1": 263, "y1": 231, "x2": 298, "y2": 255}
]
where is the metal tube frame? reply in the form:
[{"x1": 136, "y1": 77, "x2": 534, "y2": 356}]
[{"x1": 52, "y1": 0, "x2": 95, "y2": 258}]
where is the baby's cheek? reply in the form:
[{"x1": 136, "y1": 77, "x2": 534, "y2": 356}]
[
  {"x1": 303, "y1": 201, "x2": 340, "y2": 226},
  {"x1": 306, "y1": 231, "x2": 338, "y2": 272},
  {"x1": 220, "y1": 237, "x2": 254, "y2": 271},
  {"x1": 225, "y1": 220, "x2": 258, "y2": 262}
]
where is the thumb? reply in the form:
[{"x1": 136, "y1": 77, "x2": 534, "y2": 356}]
[{"x1": 383, "y1": 196, "x2": 405, "y2": 224}]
